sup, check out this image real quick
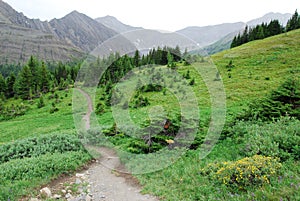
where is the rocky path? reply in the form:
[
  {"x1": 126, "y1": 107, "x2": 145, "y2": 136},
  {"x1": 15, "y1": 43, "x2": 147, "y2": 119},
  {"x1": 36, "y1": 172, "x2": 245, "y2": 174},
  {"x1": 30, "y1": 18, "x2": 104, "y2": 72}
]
[{"x1": 72, "y1": 88, "x2": 158, "y2": 201}]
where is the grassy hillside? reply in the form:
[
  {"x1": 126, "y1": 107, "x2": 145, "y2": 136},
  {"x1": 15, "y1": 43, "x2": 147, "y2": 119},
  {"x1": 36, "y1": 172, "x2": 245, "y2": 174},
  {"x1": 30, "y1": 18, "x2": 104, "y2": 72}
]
[
  {"x1": 0, "y1": 29, "x2": 299, "y2": 200},
  {"x1": 213, "y1": 29, "x2": 300, "y2": 106},
  {"x1": 0, "y1": 90, "x2": 75, "y2": 144},
  {"x1": 134, "y1": 30, "x2": 300, "y2": 200}
]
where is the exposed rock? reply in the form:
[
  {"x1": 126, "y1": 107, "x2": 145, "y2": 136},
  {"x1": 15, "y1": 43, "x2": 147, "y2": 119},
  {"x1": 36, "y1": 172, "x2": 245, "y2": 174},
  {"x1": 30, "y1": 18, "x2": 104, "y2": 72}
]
[
  {"x1": 29, "y1": 198, "x2": 40, "y2": 201},
  {"x1": 0, "y1": 1, "x2": 117, "y2": 64},
  {"x1": 76, "y1": 178, "x2": 82, "y2": 184},
  {"x1": 49, "y1": 11, "x2": 117, "y2": 52},
  {"x1": 76, "y1": 173, "x2": 85, "y2": 178},
  {"x1": 65, "y1": 192, "x2": 73, "y2": 199},
  {"x1": 40, "y1": 187, "x2": 52, "y2": 198},
  {"x1": 95, "y1": 15, "x2": 141, "y2": 33},
  {"x1": 86, "y1": 195, "x2": 92, "y2": 201},
  {"x1": 52, "y1": 194, "x2": 62, "y2": 199}
]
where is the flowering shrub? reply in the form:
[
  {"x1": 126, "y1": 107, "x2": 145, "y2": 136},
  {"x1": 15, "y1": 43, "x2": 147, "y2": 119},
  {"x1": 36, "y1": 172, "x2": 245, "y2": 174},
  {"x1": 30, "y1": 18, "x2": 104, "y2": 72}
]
[{"x1": 200, "y1": 155, "x2": 282, "y2": 190}]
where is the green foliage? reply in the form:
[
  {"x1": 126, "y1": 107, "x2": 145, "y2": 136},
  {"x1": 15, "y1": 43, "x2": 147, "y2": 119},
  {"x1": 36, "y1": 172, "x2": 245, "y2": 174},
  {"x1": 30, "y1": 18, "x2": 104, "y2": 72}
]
[
  {"x1": 130, "y1": 94, "x2": 150, "y2": 108},
  {"x1": 239, "y1": 77, "x2": 300, "y2": 121},
  {"x1": 37, "y1": 95, "x2": 45, "y2": 108},
  {"x1": 229, "y1": 117, "x2": 300, "y2": 160},
  {"x1": 231, "y1": 20, "x2": 284, "y2": 48},
  {"x1": 0, "y1": 103, "x2": 28, "y2": 121},
  {"x1": 14, "y1": 65, "x2": 33, "y2": 99},
  {"x1": 49, "y1": 102, "x2": 59, "y2": 113},
  {"x1": 95, "y1": 102, "x2": 106, "y2": 115},
  {"x1": 0, "y1": 151, "x2": 91, "y2": 201},
  {"x1": 189, "y1": 78, "x2": 195, "y2": 86},
  {"x1": 167, "y1": 51, "x2": 176, "y2": 68},
  {"x1": 200, "y1": 155, "x2": 282, "y2": 190},
  {"x1": 1, "y1": 56, "x2": 80, "y2": 101},
  {"x1": 5, "y1": 73, "x2": 16, "y2": 98},
  {"x1": 0, "y1": 134, "x2": 85, "y2": 163},
  {"x1": 286, "y1": 10, "x2": 300, "y2": 32},
  {"x1": 0, "y1": 73, "x2": 6, "y2": 95},
  {"x1": 101, "y1": 114, "x2": 182, "y2": 154}
]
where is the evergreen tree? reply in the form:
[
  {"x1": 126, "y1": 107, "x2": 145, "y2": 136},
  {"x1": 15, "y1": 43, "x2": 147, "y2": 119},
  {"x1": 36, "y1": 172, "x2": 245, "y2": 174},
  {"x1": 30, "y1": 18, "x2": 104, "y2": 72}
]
[
  {"x1": 241, "y1": 25, "x2": 249, "y2": 44},
  {"x1": 133, "y1": 50, "x2": 141, "y2": 67},
  {"x1": 167, "y1": 51, "x2": 175, "y2": 68},
  {"x1": 0, "y1": 73, "x2": 6, "y2": 95},
  {"x1": 173, "y1": 45, "x2": 182, "y2": 61},
  {"x1": 267, "y1": 20, "x2": 283, "y2": 36},
  {"x1": 14, "y1": 65, "x2": 33, "y2": 99},
  {"x1": 239, "y1": 77, "x2": 300, "y2": 121},
  {"x1": 286, "y1": 10, "x2": 300, "y2": 32},
  {"x1": 27, "y1": 56, "x2": 39, "y2": 93},
  {"x1": 6, "y1": 73, "x2": 16, "y2": 98},
  {"x1": 231, "y1": 36, "x2": 237, "y2": 48},
  {"x1": 39, "y1": 61, "x2": 50, "y2": 93},
  {"x1": 256, "y1": 25, "x2": 265, "y2": 39}
]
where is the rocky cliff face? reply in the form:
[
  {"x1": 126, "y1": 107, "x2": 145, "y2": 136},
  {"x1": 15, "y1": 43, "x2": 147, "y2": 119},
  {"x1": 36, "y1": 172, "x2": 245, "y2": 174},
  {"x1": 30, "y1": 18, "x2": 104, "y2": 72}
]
[
  {"x1": 50, "y1": 11, "x2": 117, "y2": 52},
  {"x1": 95, "y1": 15, "x2": 141, "y2": 33},
  {"x1": 0, "y1": 0, "x2": 52, "y2": 33},
  {"x1": 0, "y1": 23, "x2": 83, "y2": 64},
  {"x1": 0, "y1": 0, "x2": 117, "y2": 63}
]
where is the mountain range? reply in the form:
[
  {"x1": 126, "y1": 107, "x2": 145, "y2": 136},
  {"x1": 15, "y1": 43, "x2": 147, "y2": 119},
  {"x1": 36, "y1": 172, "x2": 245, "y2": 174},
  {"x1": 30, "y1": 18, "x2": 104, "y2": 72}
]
[{"x1": 0, "y1": 0, "x2": 293, "y2": 64}]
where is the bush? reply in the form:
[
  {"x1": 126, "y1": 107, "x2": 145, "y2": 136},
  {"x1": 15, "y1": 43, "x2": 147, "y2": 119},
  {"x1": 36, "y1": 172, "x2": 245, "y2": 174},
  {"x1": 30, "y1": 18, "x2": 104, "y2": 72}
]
[
  {"x1": 230, "y1": 117, "x2": 300, "y2": 160},
  {"x1": 0, "y1": 134, "x2": 85, "y2": 163},
  {"x1": 238, "y1": 77, "x2": 300, "y2": 121},
  {"x1": 0, "y1": 151, "x2": 91, "y2": 201},
  {"x1": 200, "y1": 155, "x2": 282, "y2": 190},
  {"x1": 0, "y1": 103, "x2": 28, "y2": 121},
  {"x1": 37, "y1": 96, "x2": 45, "y2": 108}
]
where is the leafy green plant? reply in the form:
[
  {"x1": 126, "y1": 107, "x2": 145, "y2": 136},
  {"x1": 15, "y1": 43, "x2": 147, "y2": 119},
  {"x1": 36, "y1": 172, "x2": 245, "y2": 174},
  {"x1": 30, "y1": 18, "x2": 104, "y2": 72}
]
[
  {"x1": 200, "y1": 155, "x2": 282, "y2": 190},
  {"x1": 228, "y1": 117, "x2": 300, "y2": 160},
  {"x1": 0, "y1": 151, "x2": 91, "y2": 201},
  {"x1": 0, "y1": 134, "x2": 85, "y2": 163},
  {"x1": 37, "y1": 95, "x2": 45, "y2": 108},
  {"x1": 239, "y1": 77, "x2": 300, "y2": 121},
  {"x1": 0, "y1": 103, "x2": 28, "y2": 121}
]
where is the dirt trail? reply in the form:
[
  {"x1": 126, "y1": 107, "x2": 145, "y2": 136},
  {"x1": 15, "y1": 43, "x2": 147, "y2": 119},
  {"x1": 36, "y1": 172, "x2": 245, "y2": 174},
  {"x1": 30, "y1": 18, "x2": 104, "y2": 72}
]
[
  {"x1": 76, "y1": 88, "x2": 158, "y2": 201},
  {"x1": 77, "y1": 88, "x2": 93, "y2": 130}
]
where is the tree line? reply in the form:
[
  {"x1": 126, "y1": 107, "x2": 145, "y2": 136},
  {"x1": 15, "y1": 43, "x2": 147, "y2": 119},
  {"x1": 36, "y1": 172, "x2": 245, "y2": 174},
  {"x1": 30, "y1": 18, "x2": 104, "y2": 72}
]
[
  {"x1": 1, "y1": 45, "x2": 193, "y2": 102},
  {"x1": 231, "y1": 10, "x2": 300, "y2": 48},
  {"x1": 0, "y1": 56, "x2": 80, "y2": 100}
]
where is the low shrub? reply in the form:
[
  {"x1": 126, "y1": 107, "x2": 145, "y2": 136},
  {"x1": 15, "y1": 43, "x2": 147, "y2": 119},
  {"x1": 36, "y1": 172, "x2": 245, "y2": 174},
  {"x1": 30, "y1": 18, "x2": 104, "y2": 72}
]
[
  {"x1": 200, "y1": 155, "x2": 282, "y2": 190},
  {"x1": 0, "y1": 151, "x2": 91, "y2": 201},
  {"x1": 238, "y1": 77, "x2": 300, "y2": 121},
  {"x1": 230, "y1": 117, "x2": 300, "y2": 160},
  {"x1": 0, "y1": 103, "x2": 28, "y2": 121},
  {"x1": 0, "y1": 134, "x2": 85, "y2": 163}
]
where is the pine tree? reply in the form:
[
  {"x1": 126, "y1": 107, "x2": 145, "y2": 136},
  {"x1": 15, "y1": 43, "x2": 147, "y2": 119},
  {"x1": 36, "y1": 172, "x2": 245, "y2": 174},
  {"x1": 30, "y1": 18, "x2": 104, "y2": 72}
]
[
  {"x1": 14, "y1": 65, "x2": 33, "y2": 99},
  {"x1": 39, "y1": 61, "x2": 50, "y2": 93},
  {"x1": 241, "y1": 26, "x2": 249, "y2": 44},
  {"x1": 231, "y1": 36, "x2": 237, "y2": 48},
  {"x1": 167, "y1": 51, "x2": 175, "y2": 68},
  {"x1": 27, "y1": 56, "x2": 39, "y2": 93},
  {"x1": 267, "y1": 20, "x2": 283, "y2": 36},
  {"x1": 0, "y1": 73, "x2": 6, "y2": 95},
  {"x1": 286, "y1": 10, "x2": 300, "y2": 32},
  {"x1": 134, "y1": 50, "x2": 141, "y2": 67},
  {"x1": 256, "y1": 25, "x2": 265, "y2": 39},
  {"x1": 173, "y1": 45, "x2": 182, "y2": 61},
  {"x1": 6, "y1": 73, "x2": 16, "y2": 98}
]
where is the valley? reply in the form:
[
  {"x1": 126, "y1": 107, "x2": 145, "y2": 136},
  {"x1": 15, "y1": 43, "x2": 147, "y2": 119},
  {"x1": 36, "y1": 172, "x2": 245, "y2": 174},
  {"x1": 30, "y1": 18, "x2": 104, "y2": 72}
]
[{"x1": 0, "y1": 1, "x2": 299, "y2": 200}]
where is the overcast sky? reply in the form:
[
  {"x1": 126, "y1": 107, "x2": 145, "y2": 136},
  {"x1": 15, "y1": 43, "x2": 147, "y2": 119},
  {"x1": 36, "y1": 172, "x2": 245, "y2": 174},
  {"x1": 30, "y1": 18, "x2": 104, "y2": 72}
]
[{"x1": 4, "y1": 0, "x2": 299, "y2": 31}]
